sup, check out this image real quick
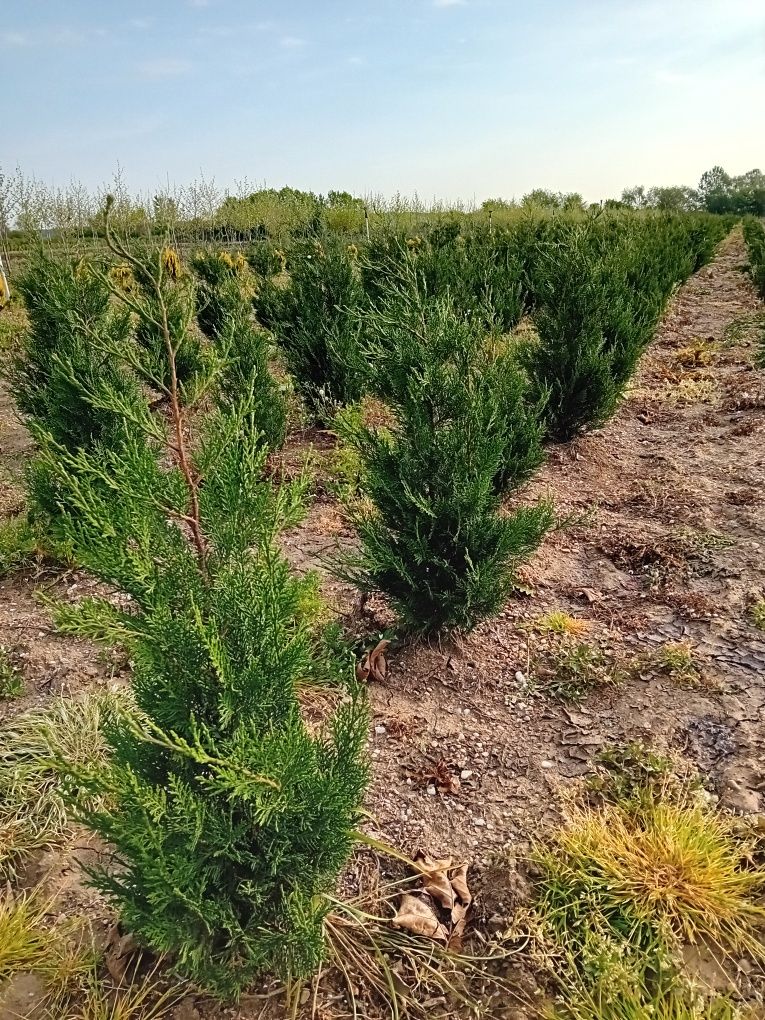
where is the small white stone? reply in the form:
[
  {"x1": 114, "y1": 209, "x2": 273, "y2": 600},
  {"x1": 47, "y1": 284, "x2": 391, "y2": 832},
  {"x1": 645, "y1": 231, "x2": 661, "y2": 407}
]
[
  {"x1": 374, "y1": 724, "x2": 387, "y2": 735},
  {"x1": 515, "y1": 670, "x2": 525, "y2": 682},
  {"x1": 473, "y1": 817, "x2": 487, "y2": 826},
  {"x1": 460, "y1": 769, "x2": 473, "y2": 780},
  {"x1": 426, "y1": 785, "x2": 437, "y2": 796},
  {"x1": 541, "y1": 760, "x2": 556, "y2": 769}
]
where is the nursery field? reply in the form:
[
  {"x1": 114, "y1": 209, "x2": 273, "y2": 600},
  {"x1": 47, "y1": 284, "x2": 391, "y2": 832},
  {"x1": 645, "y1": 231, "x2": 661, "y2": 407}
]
[{"x1": 0, "y1": 212, "x2": 764, "y2": 1020}]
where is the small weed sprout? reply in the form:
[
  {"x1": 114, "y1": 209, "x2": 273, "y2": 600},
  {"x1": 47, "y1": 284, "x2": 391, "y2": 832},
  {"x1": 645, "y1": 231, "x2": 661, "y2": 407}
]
[
  {"x1": 655, "y1": 642, "x2": 703, "y2": 686},
  {"x1": 534, "y1": 639, "x2": 622, "y2": 703},
  {"x1": 0, "y1": 515, "x2": 38, "y2": 578},
  {"x1": 0, "y1": 645, "x2": 23, "y2": 700},
  {"x1": 747, "y1": 598, "x2": 765, "y2": 630}
]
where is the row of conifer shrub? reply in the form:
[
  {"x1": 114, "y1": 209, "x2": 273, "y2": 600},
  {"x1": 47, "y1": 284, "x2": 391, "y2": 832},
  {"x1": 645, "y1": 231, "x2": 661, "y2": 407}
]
[
  {"x1": 742, "y1": 215, "x2": 765, "y2": 300},
  {"x1": 247, "y1": 211, "x2": 728, "y2": 633},
  {"x1": 3, "y1": 205, "x2": 732, "y2": 997}
]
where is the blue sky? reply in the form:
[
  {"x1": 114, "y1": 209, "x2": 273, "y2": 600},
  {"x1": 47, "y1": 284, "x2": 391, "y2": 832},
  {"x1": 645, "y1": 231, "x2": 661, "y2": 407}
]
[{"x1": 2, "y1": 0, "x2": 763, "y2": 203}]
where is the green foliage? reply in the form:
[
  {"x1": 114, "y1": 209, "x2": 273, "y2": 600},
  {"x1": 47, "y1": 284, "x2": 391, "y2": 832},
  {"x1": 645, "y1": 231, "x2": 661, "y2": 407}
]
[
  {"x1": 245, "y1": 240, "x2": 286, "y2": 277},
  {"x1": 522, "y1": 189, "x2": 584, "y2": 211},
  {"x1": 361, "y1": 228, "x2": 527, "y2": 333},
  {"x1": 128, "y1": 248, "x2": 211, "y2": 398},
  {"x1": 191, "y1": 249, "x2": 286, "y2": 448},
  {"x1": 256, "y1": 238, "x2": 368, "y2": 418},
  {"x1": 9, "y1": 250, "x2": 139, "y2": 450},
  {"x1": 0, "y1": 514, "x2": 37, "y2": 576},
  {"x1": 522, "y1": 214, "x2": 729, "y2": 441},
  {"x1": 335, "y1": 264, "x2": 553, "y2": 634},
  {"x1": 0, "y1": 645, "x2": 23, "y2": 700},
  {"x1": 698, "y1": 165, "x2": 765, "y2": 216},
  {"x1": 742, "y1": 215, "x2": 765, "y2": 301},
  {"x1": 216, "y1": 186, "x2": 324, "y2": 239},
  {"x1": 23, "y1": 217, "x2": 368, "y2": 998}
]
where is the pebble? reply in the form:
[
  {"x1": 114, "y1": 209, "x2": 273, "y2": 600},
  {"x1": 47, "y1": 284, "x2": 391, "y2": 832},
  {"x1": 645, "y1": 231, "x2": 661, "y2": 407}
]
[
  {"x1": 541, "y1": 760, "x2": 556, "y2": 769},
  {"x1": 460, "y1": 769, "x2": 473, "y2": 780},
  {"x1": 426, "y1": 785, "x2": 436, "y2": 796},
  {"x1": 374, "y1": 724, "x2": 386, "y2": 736}
]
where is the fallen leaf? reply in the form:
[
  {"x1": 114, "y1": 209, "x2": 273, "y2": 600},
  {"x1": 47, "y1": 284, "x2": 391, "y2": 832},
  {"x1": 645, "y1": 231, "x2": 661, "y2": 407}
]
[
  {"x1": 414, "y1": 855, "x2": 454, "y2": 909},
  {"x1": 449, "y1": 862, "x2": 471, "y2": 907},
  {"x1": 449, "y1": 864, "x2": 472, "y2": 948},
  {"x1": 357, "y1": 639, "x2": 390, "y2": 683},
  {"x1": 104, "y1": 930, "x2": 139, "y2": 984},
  {"x1": 449, "y1": 901, "x2": 469, "y2": 950},
  {"x1": 392, "y1": 894, "x2": 448, "y2": 941}
]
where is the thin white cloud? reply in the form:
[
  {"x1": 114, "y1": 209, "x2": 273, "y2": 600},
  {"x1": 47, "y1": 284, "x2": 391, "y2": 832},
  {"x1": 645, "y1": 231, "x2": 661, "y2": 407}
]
[
  {"x1": 348, "y1": 55, "x2": 364, "y2": 65},
  {"x1": 0, "y1": 30, "x2": 28, "y2": 46},
  {"x1": 128, "y1": 18, "x2": 154, "y2": 30},
  {"x1": 280, "y1": 35, "x2": 306, "y2": 48},
  {"x1": 433, "y1": 0, "x2": 466, "y2": 7},
  {"x1": 138, "y1": 58, "x2": 193, "y2": 79},
  {"x1": 188, "y1": 0, "x2": 210, "y2": 7}
]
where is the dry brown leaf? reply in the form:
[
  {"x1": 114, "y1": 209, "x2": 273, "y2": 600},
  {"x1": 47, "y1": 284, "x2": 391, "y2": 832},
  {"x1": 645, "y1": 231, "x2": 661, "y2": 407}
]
[
  {"x1": 356, "y1": 639, "x2": 390, "y2": 683},
  {"x1": 104, "y1": 929, "x2": 139, "y2": 984},
  {"x1": 449, "y1": 862, "x2": 471, "y2": 907},
  {"x1": 392, "y1": 894, "x2": 448, "y2": 941},
  {"x1": 449, "y1": 902, "x2": 469, "y2": 950},
  {"x1": 414, "y1": 855, "x2": 454, "y2": 909}
]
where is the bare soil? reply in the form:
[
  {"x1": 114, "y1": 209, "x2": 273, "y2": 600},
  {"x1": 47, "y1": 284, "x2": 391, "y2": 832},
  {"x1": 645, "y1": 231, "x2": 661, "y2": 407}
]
[{"x1": 0, "y1": 232, "x2": 764, "y2": 1018}]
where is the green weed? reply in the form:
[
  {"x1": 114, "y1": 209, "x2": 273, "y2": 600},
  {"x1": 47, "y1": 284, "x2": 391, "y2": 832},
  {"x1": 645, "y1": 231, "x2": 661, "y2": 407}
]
[
  {"x1": 0, "y1": 514, "x2": 38, "y2": 577},
  {"x1": 747, "y1": 598, "x2": 765, "y2": 630},
  {"x1": 534, "y1": 639, "x2": 622, "y2": 702},
  {"x1": 0, "y1": 645, "x2": 23, "y2": 700}
]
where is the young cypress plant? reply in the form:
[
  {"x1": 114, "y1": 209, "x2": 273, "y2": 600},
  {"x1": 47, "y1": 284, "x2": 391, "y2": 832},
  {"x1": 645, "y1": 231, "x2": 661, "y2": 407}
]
[
  {"x1": 191, "y1": 249, "x2": 287, "y2": 448},
  {"x1": 255, "y1": 238, "x2": 367, "y2": 419},
  {"x1": 8, "y1": 250, "x2": 149, "y2": 543},
  {"x1": 32, "y1": 203, "x2": 368, "y2": 998},
  {"x1": 10, "y1": 249, "x2": 138, "y2": 451},
  {"x1": 743, "y1": 215, "x2": 765, "y2": 299},
  {"x1": 522, "y1": 221, "x2": 657, "y2": 442},
  {"x1": 335, "y1": 261, "x2": 553, "y2": 635}
]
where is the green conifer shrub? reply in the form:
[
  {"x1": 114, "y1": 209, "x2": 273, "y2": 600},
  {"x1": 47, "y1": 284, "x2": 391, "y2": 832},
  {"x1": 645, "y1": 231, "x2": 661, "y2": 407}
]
[
  {"x1": 335, "y1": 262, "x2": 553, "y2": 634},
  {"x1": 254, "y1": 238, "x2": 367, "y2": 418},
  {"x1": 521, "y1": 213, "x2": 729, "y2": 443},
  {"x1": 743, "y1": 215, "x2": 765, "y2": 299},
  {"x1": 191, "y1": 249, "x2": 286, "y2": 448},
  {"x1": 10, "y1": 250, "x2": 138, "y2": 451},
  {"x1": 360, "y1": 229, "x2": 526, "y2": 333},
  {"x1": 28, "y1": 207, "x2": 368, "y2": 998}
]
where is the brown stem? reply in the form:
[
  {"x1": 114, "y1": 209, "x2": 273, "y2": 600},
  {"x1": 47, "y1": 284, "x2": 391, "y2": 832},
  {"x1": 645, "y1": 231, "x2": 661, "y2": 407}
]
[
  {"x1": 167, "y1": 355, "x2": 208, "y2": 578},
  {"x1": 103, "y1": 205, "x2": 208, "y2": 579}
]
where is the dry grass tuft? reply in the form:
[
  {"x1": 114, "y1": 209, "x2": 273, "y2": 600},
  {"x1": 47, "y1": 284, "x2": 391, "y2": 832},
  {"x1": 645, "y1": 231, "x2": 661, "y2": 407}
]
[
  {"x1": 534, "y1": 611, "x2": 591, "y2": 636},
  {"x1": 519, "y1": 751, "x2": 765, "y2": 1020},
  {"x1": 0, "y1": 691, "x2": 125, "y2": 880},
  {"x1": 659, "y1": 375, "x2": 720, "y2": 406},
  {"x1": 539, "y1": 798, "x2": 765, "y2": 955}
]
